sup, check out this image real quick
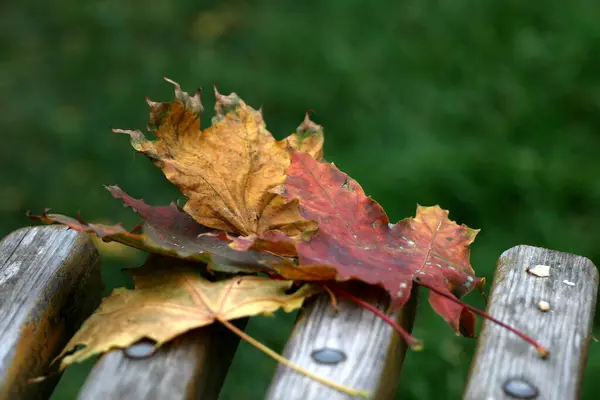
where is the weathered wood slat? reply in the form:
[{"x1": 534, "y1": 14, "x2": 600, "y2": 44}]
[
  {"x1": 464, "y1": 245, "x2": 598, "y2": 400},
  {"x1": 0, "y1": 226, "x2": 102, "y2": 400},
  {"x1": 266, "y1": 283, "x2": 418, "y2": 400},
  {"x1": 78, "y1": 319, "x2": 247, "y2": 400}
]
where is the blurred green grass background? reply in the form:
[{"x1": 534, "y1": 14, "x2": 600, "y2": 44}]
[{"x1": 1, "y1": 1, "x2": 600, "y2": 399}]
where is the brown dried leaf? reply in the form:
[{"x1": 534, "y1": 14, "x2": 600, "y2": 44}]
[
  {"x1": 276, "y1": 112, "x2": 324, "y2": 161},
  {"x1": 114, "y1": 78, "x2": 320, "y2": 238}
]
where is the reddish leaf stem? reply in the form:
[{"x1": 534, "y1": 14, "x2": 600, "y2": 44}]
[
  {"x1": 414, "y1": 278, "x2": 549, "y2": 358},
  {"x1": 326, "y1": 284, "x2": 423, "y2": 351}
]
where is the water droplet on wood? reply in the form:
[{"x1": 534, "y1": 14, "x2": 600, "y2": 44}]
[
  {"x1": 502, "y1": 378, "x2": 539, "y2": 399},
  {"x1": 124, "y1": 339, "x2": 157, "y2": 359},
  {"x1": 311, "y1": 348, "x2": 347, "y2": 365}
]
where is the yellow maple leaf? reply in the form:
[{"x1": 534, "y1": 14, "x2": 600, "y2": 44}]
[
  {"x1": 57, "y1": 256, "x2": 320, "y2": 368},
  {"x1": 51, "y1": 256, "x2": 366, "y2": 397},
  {"x1": 114, "y1": 78, "x2": 322, "y2": 237}
]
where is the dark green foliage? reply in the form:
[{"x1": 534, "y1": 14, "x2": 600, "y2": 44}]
[{"x1": 1, "y1": 1, "x2": 599, "y2": 399}]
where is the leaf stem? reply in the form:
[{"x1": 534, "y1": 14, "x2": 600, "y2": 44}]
[
  {"x1": 218, "y1": 318, "x2": 369, "y2": 398},
  {"x1": 322, "y1": 284, "x2": 339, "y2": 312},
  {"x1": 476, "y1": 278, "x2": 488, "y2": 305},
  {"x1": 327, "y1": 285, "x2": 423, "y2": 351},
  {"x1": 414, "y1": 278, "x2": 549, "y2": 358}
]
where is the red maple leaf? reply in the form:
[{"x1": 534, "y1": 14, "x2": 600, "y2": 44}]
[{"x1": 269, "y1": 151, "x2": 484, "y2": 335}]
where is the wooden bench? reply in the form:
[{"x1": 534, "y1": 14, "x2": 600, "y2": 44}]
[{"x1": 0, "y1": 226, "x2": 597, "y2": 399}]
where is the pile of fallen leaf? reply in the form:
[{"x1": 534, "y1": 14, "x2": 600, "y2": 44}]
[{"x1": 30, "y1": 78, "x2": 545, "y2": 396}]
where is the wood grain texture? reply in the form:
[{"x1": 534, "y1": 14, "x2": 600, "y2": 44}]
[
  {"x1": 266, "y1": 283, "x2": 418, "y2": 400},
  {"x1": 464, "y1": 245, "x2": 598, "y2": 400},
  {"x1": 0, "y1": 226, "x2": 102, "y2": 400},
  {"x1": 78, "y1": 319, "x2": 247, "y2": 400}
]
